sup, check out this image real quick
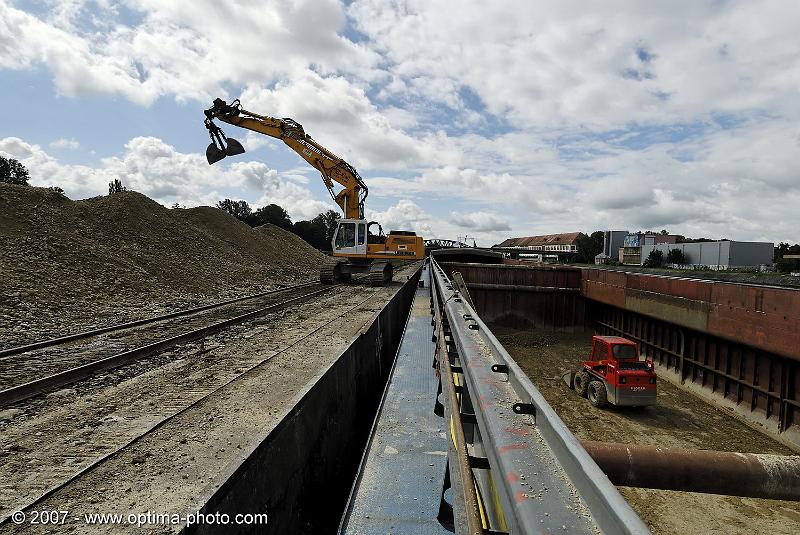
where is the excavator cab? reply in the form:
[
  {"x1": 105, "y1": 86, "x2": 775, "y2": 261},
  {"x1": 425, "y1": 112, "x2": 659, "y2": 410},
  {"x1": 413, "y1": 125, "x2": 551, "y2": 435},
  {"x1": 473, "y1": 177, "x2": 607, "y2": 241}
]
[{"x1": 332, "y1": 219, "x2": 368, "y2": 257}]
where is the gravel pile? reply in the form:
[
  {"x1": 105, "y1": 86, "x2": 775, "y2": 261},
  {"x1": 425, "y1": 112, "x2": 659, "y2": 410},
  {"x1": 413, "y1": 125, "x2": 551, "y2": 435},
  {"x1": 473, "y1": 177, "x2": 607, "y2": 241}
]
[{"x1": 0, "y1": 184, "x2": 326, "y2": 347}]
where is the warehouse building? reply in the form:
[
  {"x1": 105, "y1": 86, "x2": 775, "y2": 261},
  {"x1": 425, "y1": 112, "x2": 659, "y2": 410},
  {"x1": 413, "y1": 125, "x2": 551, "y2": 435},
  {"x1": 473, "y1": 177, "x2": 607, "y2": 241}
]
[
  {"x1": 494, "y1": 232, "x2": 581, "y2": 261},
  {"x1": 641, "y1": 240, "x2": 774, "y2": 270}
]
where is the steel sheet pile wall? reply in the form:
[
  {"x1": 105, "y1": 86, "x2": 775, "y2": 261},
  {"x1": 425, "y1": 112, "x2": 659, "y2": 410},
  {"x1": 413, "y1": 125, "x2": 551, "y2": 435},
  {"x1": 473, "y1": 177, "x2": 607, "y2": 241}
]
[
  {"x1": 439, "y1": 262, "x2": 587, "y2": 330},
  {"x1": 183, "y1": 269, "x2": 421, "y2": 535},
  {"x1": 583, "y1": 269, "x2": 800, "y2": 444}
]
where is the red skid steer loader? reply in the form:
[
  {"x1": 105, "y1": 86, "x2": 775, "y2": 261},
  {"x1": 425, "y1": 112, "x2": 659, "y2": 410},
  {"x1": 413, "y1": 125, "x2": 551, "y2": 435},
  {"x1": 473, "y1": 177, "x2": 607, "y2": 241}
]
[{"x1": 563, "y1": 336, "x2": 657, "y2": 408}]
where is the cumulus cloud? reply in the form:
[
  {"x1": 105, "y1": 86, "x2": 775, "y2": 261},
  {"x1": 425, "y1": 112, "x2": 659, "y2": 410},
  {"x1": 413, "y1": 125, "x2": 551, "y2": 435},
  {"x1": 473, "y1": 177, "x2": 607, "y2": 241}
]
[
  {"x1": 0, "y1": 0, "x2": 379, "y2": 105},
  {"x1": 366, "y1": 199, "x2": 433, "y2": 236},
  {"x1": 2, "y1": 1, "x2": 800, "y2": 243},
  {"x1": 0, "y1": 135, "x2": 334, "y2": 221},
  {"x1": 449, "y1": 211, "x2": 511, "y2": 232},
  {"x1": 50, "y1": 138, "x2": 80, "y2": 150},
  {"x1": 350, "y1": 1, "x2": 800, "y2": 130},
  {"x1": 239, "y1": 71, "x2": 423, "y2": 170}
]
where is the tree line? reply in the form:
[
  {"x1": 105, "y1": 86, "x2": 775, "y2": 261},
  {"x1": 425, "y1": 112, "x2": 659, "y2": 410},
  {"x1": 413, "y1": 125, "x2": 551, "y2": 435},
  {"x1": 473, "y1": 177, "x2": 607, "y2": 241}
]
[{"x1": 215, "y1": 198, "x2": 340, "y2": 251}]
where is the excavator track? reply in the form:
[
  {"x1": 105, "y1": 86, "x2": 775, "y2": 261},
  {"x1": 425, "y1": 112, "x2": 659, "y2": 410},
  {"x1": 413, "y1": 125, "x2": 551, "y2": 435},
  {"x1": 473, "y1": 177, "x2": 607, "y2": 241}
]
[
  {"x1": 368, "y1": 261, "x2": 393, "y2": 286},
  {"x1": 320, "y1": 259, "x2": 350, "y2": 284}
]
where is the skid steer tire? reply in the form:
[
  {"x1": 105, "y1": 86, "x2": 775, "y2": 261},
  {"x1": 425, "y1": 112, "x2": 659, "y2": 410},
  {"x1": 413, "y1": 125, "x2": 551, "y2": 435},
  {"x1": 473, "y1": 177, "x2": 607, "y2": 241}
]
[
  {"x1": 574, "y1": 370, "x2": 590, "y2": 397},
  {"x1": 587, "y1": 380, "x2": 608, "y2": 408}
]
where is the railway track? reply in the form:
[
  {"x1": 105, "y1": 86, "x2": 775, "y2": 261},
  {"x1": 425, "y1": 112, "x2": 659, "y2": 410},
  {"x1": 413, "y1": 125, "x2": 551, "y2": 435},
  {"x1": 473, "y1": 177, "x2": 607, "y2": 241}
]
[
  {"x1": 0, "y1": 283, "x2": 387, "y2": 526},
  {"x1": 0, "y1": 281, "x2": 339, "y2": 408},
  {"x1": 0, "y1": 281, "x2": 321, "y2": 358}
]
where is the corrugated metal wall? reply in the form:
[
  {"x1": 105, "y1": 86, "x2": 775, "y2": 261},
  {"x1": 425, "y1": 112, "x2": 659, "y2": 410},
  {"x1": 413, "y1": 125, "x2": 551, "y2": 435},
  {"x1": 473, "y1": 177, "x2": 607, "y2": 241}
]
[
  {"x1": 438, "y1": 262, "x2": 587, "y2": 330},
  {"x1": 594, "y1": 302, "x2": 799, "y2": 438}
]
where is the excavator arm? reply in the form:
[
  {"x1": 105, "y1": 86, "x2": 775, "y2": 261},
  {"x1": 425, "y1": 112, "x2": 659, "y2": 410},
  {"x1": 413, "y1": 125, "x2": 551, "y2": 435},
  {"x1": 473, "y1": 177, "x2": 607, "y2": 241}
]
[{"x1": 203, "y1": 98, "x2": 367, "y2": 220}]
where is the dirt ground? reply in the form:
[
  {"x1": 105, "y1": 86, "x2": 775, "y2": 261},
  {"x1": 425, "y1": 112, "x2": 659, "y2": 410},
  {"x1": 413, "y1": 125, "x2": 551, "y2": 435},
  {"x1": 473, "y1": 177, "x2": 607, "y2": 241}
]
[
  {"x1": 0, "y1": 265, "x2": 418, "y2": 534},
  {"x1": 0, "y1": 184, "x2": 325, "y2": 348},
  {"x1": 491, "y1": 325, "x2": 800, "y2": 535}
]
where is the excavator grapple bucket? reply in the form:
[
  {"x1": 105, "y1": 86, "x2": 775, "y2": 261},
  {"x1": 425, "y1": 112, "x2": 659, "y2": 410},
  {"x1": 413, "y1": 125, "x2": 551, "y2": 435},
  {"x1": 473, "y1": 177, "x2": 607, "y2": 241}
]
[
  {"x1": 224, "y1": 137, "x2": 245, "y2": 157},
  {"x1": 206, "y1": 143, "x2": 226, "y2": 165},
  {"x1": 204, "y1": 117, "x2": 245, "y2": 165}
]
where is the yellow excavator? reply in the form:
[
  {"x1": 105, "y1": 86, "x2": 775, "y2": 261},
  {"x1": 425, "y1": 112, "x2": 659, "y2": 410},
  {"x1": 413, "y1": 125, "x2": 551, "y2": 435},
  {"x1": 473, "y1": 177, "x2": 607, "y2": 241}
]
[{"x1": 203, "y1": 98, "x2": 424, "y2": 285}]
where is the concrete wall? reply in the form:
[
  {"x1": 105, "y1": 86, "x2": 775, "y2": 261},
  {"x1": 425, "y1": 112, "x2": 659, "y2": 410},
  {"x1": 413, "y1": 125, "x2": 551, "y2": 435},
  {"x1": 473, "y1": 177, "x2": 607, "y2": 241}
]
[
  {"x1": 182, "y1": 269, "x2": 421, "y2": 535},
  {"x1": 640, "y1": 241, "x2": 774, "y2": 268},
  {"x1": 729, "y1": 241, "x2": 775, "y2": 267}
]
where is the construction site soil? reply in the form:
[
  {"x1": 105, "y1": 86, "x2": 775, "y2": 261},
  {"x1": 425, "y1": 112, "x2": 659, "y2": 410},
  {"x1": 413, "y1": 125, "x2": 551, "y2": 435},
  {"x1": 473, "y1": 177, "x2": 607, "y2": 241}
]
[
  {"x1": 0, "y1": 265, "x2": 418, "y2": 534},
  {"x1": 492, "y1": 325, "x2": 800, "y2": 535},
  {"x1": 0, "y1": 184, "x2": 325, "y2": 348}
]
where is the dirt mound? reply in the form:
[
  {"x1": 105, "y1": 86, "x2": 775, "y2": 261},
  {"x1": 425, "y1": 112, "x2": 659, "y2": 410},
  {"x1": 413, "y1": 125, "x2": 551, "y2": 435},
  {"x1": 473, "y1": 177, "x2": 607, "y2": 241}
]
[{"x1": 0, "y1": 184, "x2": 326, "y2": 344}]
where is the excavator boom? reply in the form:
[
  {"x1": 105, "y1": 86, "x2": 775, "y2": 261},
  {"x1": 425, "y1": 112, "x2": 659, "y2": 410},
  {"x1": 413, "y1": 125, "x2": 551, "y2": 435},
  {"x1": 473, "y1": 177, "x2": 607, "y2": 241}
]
[{"x1": 204, "y1": 98, "x2": 367, "y2": 220}]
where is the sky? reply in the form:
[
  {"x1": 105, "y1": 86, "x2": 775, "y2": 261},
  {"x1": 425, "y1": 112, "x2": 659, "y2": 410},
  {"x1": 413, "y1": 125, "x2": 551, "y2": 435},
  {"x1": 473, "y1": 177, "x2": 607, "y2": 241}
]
[{"x1": 1, "y1": 0, "x2": 798, "y2": 246}]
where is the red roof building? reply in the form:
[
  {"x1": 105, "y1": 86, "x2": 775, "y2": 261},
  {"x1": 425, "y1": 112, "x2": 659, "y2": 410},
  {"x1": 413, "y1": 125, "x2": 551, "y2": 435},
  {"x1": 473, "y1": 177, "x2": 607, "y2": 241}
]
[{"x1": 494, "y1": 232, "x2": 582, "y2": 253}]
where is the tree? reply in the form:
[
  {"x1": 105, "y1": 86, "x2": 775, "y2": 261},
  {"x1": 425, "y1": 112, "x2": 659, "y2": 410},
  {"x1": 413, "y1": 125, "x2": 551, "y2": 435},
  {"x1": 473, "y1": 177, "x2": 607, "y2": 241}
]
[
  {"x1": 293, "y1": 218, "x2": 327, "y2": 249},
  {"x1": 315, "y1": 209, "x2": 341, "y2": 246},
  {"x1": 48, "y1": 186, "x2": 65, "y2": 195},
  {"x1": 216, "y1": 199, "x2": 252, "y2": 222},
  {"x1": 643, "y1": 249, "x2": 664, "y2": 268},
  {"x1": 776, "y1": 258, "x2": 800, "y2": 273},
  {"x1": 287, "y1": 209, "x2": 341, "y2": 250},
  {"x1": 108, "y1": 178, "x2": 127, "y2": 194},
  {"x1": 0, "y1": 155, "x2": 30, "y2": 185},
  {"x1": 249, "y1": 203, "x2": 293, "y2": 230},
  {"x1": 666, "y1": 248, "x2": 686, "y2": 264},
  {"x1": 575, "y1": 231, "x2": 604, "y2": 263}
]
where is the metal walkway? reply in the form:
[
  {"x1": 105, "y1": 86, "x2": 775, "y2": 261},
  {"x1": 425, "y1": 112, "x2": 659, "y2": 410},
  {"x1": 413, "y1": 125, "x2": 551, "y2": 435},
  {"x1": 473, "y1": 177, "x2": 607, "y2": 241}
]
[{"x1": 340, "y1": 264, "x2": 450, "y2": 534}]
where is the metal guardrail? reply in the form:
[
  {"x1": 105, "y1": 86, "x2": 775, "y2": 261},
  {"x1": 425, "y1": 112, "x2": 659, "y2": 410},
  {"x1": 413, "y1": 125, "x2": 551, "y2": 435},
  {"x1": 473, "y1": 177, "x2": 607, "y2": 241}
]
[{"x1": 430, "y1": 258, "x2": 651, "y2": 534}]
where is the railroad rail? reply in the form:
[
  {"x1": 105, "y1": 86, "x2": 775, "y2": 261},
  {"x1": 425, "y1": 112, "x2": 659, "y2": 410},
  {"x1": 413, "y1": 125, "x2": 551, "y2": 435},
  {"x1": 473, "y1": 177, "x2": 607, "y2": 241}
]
[
  {"x1": 0, "y1": 283, "x2": 387, "y2": 526},
  {"x1": 0, "y1": 282, "x2": 339, "y2": 408},
  {"x1": 430, "y1": 258, "x2": 650, "y2": 534},
  {"x1": 0, "y1": 281, "x2": 320, "y2": 358}
]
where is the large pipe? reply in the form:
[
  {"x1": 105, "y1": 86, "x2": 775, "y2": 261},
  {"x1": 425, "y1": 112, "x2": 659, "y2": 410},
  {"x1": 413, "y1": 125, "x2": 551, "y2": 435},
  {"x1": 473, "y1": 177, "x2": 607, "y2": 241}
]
[{"x1": 582, "y1": 441, "x2": 800, "y2": 501}]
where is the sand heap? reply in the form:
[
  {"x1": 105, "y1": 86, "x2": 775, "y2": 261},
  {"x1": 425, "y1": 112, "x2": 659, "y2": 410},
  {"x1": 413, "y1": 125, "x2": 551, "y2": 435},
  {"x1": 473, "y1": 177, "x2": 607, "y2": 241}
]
[{"x1": 0, "y1": 184, "x2": 326, "y2": 342}]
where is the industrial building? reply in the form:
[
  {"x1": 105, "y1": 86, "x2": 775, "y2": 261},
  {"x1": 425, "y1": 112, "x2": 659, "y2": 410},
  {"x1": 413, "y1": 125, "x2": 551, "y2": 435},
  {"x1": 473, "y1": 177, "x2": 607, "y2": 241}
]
[
  {"x1": 621, "y1": 232, "x2": 680, "y2": 265},
  {"x1": 494, "y1": 232, "x2": 581, "y2": 261},
  {"x1": 641, "y1": 240, "x2": 774, "y2": 270},
  {"x1": 595, "y1": 230, "x2": 628, "y2": 264}
]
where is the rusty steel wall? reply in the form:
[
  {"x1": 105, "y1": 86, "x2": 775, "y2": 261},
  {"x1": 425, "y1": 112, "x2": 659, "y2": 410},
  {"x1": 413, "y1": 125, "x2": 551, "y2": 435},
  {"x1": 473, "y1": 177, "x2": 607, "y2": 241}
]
[
  {"x1": 439, "y1": 262, "x2": 800, "y2": 440},
  {"x1": 582, "y1": 269, "x2": 800, "y2": 361},
  {"x1": 438, "y1": 262, "x2": 587, "y2": 330},
  {"x1": 593, "y1": 302, "x2": 799, "y2": 439}
]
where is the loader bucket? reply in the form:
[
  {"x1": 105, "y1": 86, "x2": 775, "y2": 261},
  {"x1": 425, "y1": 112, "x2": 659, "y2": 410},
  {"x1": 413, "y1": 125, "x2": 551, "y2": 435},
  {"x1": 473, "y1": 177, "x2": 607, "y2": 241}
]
[
  {"x1": 224, "y1": 137, "x2": 246, "y2": 157},
  {"x1": 206, "y1": 142, "x2": 226, "y2": 165},
  {"x1": 562, "y1": 371, "x2": 576, "y2": 389}
]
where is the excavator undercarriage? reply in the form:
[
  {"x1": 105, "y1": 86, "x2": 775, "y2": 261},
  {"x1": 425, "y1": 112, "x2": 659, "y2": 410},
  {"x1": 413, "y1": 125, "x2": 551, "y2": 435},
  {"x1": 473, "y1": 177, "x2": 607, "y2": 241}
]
[{"x1": 320, "y1": 259, "x2": 393, "y2": 286}]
